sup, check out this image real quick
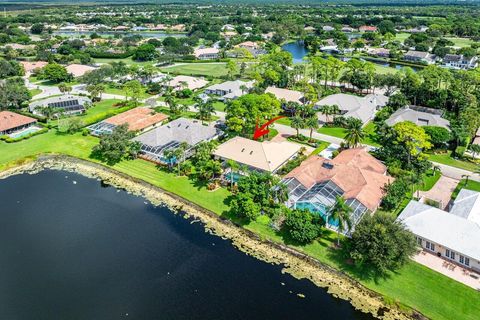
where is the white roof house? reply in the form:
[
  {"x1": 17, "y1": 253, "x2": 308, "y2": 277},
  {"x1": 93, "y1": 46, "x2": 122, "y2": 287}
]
[
  {"x1": 167, "y1": 75, "x2": 208, "y2": 91},
  {"x1": 265, "y1": 87, "x2": 304, "y2": 104},
  {"x1": 385, "y1": 106, "x2": 450, "y2": 130},
  {"x1": 397, "y1": 189, "x2": 480, "y2": 270},
  {"x1": 194, "y1": 47, "x2": 220, "y2": 60},
  {"x1": 315, "y1": 93, "x2": 388, "y2": 125},
  {"x1": 66, "y1": 64, "x2": 97, "y2": 77},
  {"x1": 204, "y1": 80, "x2": 254, "y2": 100},
  {"x1": 213, "y1": 136, "x2": 304, "y2": 173}
]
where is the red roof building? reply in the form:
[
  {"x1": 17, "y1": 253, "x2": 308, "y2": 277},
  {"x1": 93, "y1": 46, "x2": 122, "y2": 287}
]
[{"x1": 0, "y1": 111, "x2": 37, "y2": 135}]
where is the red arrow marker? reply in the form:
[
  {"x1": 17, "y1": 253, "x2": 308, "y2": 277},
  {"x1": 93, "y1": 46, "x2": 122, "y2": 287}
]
[{"x1": 253, "y1": 116, "x2": 285, "y2": 140}]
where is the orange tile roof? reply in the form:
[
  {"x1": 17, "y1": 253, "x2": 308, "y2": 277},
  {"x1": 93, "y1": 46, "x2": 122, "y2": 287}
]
[
  {"x1": 104, "y1": 107, "x2": 168, "y2": 132},
  {"x1": 285, "y1": 148, "x2": 392, "y2": 211},
  {"x1": 21, "y1": 61, "x2": 47, "y2": 73},
  {"x1": 0, "y1": 111, "x2": 37, "y2": 132}
]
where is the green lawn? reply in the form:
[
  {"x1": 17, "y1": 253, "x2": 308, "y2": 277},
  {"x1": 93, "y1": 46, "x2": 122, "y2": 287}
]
[
  {"x1": 94, "y1": 57, "x2": 154, "y2": 66},
  {"x1": 444, "y1": 37, "x2": 477, "y2": 48},
  {"x1": 394, "y1": 32, "x2": 411, "y2": 43},
  {"x1": 428, "y1": 151, "x2": 479, "y2": 172},
  {"x1": 1, "y1": 131, "x2": 480, "y2": 320},
  {"x1": 160, "y1": 63, "x2": 230, "y2": 78},
  {"x1": 373, "y1": 64, "x2": 398, "y2": 75},
  {"x1": 418, "y1": 169, "x2": 441, "y2": 191},
  {"x1": 29, "y1": 88, "x2": 42, "y2": 97},
  {"x1": 104, "y1": 84, "x2": 151, "y2": 99},
  {"x1": 451, "y1": 179, "x2": 480, "y2": 200},
  {"x1": 317, "y1": 122, "x2": 380, "y2": 147}
]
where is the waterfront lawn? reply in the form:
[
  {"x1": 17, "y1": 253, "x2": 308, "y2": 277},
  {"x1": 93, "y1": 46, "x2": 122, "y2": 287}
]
[
  {"x1": 428, "y1": 151, "x2": 479, "y2": 172},
  {"x1": 451, "y1": 179, "x2": 480, "y2": 200},
  {"x1": 1, "y1": 132, "x2": 480, "y2": 320},
  {"x1": 160, "y1": 63, "x2": 230, "y2": 78}
]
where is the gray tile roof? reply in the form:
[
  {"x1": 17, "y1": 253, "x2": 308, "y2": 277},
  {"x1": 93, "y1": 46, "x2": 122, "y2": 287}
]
[
  {"x1": 133, "y1": 118, "x2": 221, "y2": 148},
  {"x1": 385, "y1": 106, "x2": 450, "y2": 129}
]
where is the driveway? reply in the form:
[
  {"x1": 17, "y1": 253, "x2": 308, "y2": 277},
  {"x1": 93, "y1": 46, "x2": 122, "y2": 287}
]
[{"x1": 418, "y1": 176, "x2": 459, "y2": 210}]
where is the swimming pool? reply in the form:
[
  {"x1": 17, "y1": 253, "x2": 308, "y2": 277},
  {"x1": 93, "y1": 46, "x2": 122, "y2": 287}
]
[
  {"x1": 295, "y1": 202, "x2": 339, "y2": 227},
  {"x1": 9, "y1": 126, "x2": 42, "y2": 139}
]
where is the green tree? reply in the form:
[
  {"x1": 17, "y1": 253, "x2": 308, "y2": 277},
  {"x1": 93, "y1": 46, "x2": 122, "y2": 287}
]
[
  {"x1": 92, "y1": 124, "x2": 141, "y2": 165},
  {"x1": 349, "y1": 213, "x2": 417, "y2": 276},
  {"x1": 133, "y1": 43, "x2": 158, "y2": 61},
  {"x1": 290, "y1": 115, "x2": 305, "y2": 137},
  {"x1": 329, "y1": 196, "x2": 353, "y2": 246},
  {"x1": 226, "y1": 59, "x2": 238, "y2": 80},
  {"x1": 0, "y1": 77, "x2": 31, "y2": 110},
  {"x1": 284, "y1": 208, "x2": 323, "y2": 244},
  {"x1": 393, "y1": 122, "x2": 432, "y2": 165},
  {"x1": 344, "y1": 118, "x2": 364, "y2": 148},
  {"x1": 41, "y1": 63, "x2": 71, "y2": 83},
  {"x1": 306, "y1": 115, "x2": 319, "y2": 141},
  {"x1": 123, "y1": 80, "x2": 142, "y2": 107}
]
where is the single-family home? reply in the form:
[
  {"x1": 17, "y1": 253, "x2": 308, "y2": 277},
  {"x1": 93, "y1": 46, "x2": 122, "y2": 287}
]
[
  {"x1": 87, "y1": 107, "x2": 168, "y2": 136},
  {"x1": 385, "y1": 105, "x2": 450, "y2": 130},
  {"x1": 21, "y1": 61, "x2": 48, "y2": 74},
  {"x1": 265, "y1": 86, "x2": 305, "y2": 104},
  {"x1": 359, "y1": 25, "x2": 377, "y2": 32},
  {"x1": 133, "y1": 118, "x2": 222, "y2": 164},
  {"x1": 367, "y1": 47, "x2": 390, "y2": 58},
  {"x1": 403, "y1": 50, "x2": 436, "y2": 64},
  {"x1": 322, "y1": 26, "x2": 335, "y2": 32},
  {"x1": 236, "y1": 41, "x2": 259, "y2": 51},
  {"x1": 397, "y1": 189, "x2": 480, "y2": 272},
  {"x1": 29, "y1": 95, "x2": 91, "y2": 116},
  {"x1": 442, "y1": 54, "x2": 478, "y2": 70},
  {"x1": 0, "y1": 111, "x2": 37, "y2": 136},
  {"x1": 315, "y1": 93, "x2": 388, "y2": 126},
  {"x1": 66, "y1": 64, "x2": 97, "y2": 78},
  {"x1": 213, "y1": 136, "x2": 304, "y2": 173},
  {"x1": 194, "y1": 47, "x2": 220, "y2": 60},
  {"x1": 283, "y1": 148, "x2": 392, "y2": 233},
  {"x1": 204, "y1": 80, "x2": 254, "y2": 100},
  {"x1": 167, "y1": 75, "x2": 209, "y2": 91}
]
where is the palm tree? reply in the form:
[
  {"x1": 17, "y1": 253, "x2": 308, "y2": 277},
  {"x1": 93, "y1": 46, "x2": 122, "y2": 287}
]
[
  {"x1": 306, "y1": 115, "x2": 319, "y2": 142},
  {"x1": 195, "y1": 100, "x2": 216, "y2": 123},
  {"x1": 290, "y1": 115, "x2": 305, "y2": 138},
  {"x1": 468, "y1": 144, "x2": 480, "y2": 159},
  {"x1": 344, "y1": 118, "x2": 364, "y2": 148},
  {"x1": 329, "y1": 196, "x2": 353, "y2": 246},
  {"x1": 226, "y1": 159, "x2": 239, "y2": 188},
  {"x1": 317, "y1": 105, "x2": 332, "y2": 123}
]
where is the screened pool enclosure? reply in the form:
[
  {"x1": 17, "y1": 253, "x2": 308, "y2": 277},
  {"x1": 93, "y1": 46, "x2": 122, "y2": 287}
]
[{"x1": 283, "y1": 177, "x2": 369, "y2": 233}]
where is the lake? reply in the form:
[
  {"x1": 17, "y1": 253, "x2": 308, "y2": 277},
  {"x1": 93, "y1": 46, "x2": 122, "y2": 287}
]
[
  {"x1": 53, "y1": 31, "x2": 186, "y2": 39},
  {"x1": 0, "y1": 170, "x2": 373, "y2": 319},
  {"x1": 282, "y1": 41, "x2": 421, "y2": 71}
]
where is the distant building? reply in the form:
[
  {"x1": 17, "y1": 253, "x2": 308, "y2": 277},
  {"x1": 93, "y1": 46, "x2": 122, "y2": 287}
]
[
  {"x1": 20, "y1": 61, "x2": 48, "y2": 74},
  {"x1": 0, "y1": 111, "x2": 37, "y2": 136},
  {"x1": 367, "y1": 47, "x2": 390, "y2": 58},
  {"x1": 167, "y1": 75, "x2": 208, "y2": 91},
  {"x1": 87, "y1": 107, "x2": 168, "y2": 136},
  {"x1": 397, "y1": 189, "x2": 480, "y2": 272},
  {"x1": 265, "y1": 86, "x2": 305, "y2": 104},
  {"x1": 359, "y1": 25, "x2": 377, "y2": 32},
  {"x1": 315, "y1": 93, "x2": 388, "y2": 126},
  {"x1": 213, "y1": 136, "x2": 304, "y2": 173},
  {"x1": 133, "y1": 118, "x2": 222, "y2": 164},
  {"x1": 322, "y1": 26, "x2": 335, "y2": 32},
  {"x1": 442, "y1": 54, "x2": 478, "y2": 70},
  {"x1": 385, "y1": 106, "x2": 450, "y2": 130},
  {"x1": 194, "y1": 47, "x2": 220, "y2": 60},
  {"x1": 66, "y1": 64, "x2": 97, "y2": 77},
  {"x1": 204, "y1": 80, "x2": 254, "y2": 100},
  {"x1": 403, "y1": 50, "x2": 436, "y2": 64},
  {"x1": 283, "y1": 148, "x2": 392, "y2": 233},
  {"x1": 29, "y1": 95, "x2": 91, "y2": 116}
]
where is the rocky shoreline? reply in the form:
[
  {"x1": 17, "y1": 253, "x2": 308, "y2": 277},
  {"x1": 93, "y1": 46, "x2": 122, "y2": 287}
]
[{"x1": 0, "y1": 155, "x2": 420, "y2": 320}]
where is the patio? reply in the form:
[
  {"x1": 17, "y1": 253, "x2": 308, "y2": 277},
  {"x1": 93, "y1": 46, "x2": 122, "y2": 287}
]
[{"x1": 413, "y1": 250, "x2": 480, "y2": 290}]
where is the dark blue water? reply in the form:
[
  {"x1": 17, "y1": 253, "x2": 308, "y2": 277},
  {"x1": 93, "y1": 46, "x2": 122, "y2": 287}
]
[
  {"x1": 282, "y1": 41, "x2": 309, "y2": 63},
  {"x1": 0, "y1": 170, "x2": 373, "y2": 320}
]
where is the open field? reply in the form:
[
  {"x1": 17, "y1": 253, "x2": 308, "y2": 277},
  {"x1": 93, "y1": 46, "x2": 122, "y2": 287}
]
[
  {"x1": 160, "y1": 63, "x2": 230, "y2": 78},
  {"x1": 1, "y1": 131, "x2": 479, "y2": 320}
]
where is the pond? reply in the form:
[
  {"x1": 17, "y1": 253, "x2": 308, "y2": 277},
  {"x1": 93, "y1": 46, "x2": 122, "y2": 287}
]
[
  {"x1": 282, "y1": 41, "x2": 421, "y2": 71},
  {"x1": 0, "y1": 170, "x2": 373, "y2": 319},
  {"x1": 53, "y1": 31, "x2": 186, "y2": 39}
]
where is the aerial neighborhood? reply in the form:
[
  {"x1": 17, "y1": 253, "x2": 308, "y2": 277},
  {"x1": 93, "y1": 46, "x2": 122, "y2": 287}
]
[{"x1": 1, "y1": 3, "x2": 480, "y2": 320}]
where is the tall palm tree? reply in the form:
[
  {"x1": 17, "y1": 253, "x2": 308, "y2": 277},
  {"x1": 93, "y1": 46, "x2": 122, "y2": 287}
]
[
  {"x1": 317, "y1": 105, "x2": 332, "y2": 123},
  {"x1": 306, "y1": 115, "x2": 319, "y2": 142},
  {"x1": 195, "y1": 100, "x2": 216, "y2": 123},
  {"x1": 344, "y1": 118, "x2": 364, "y2": 148},
  {"x1": 290, "y1": 115, "x2": 305, "y2": 137},
  {"x1": 226, "y1": 159, "x2": 239, "y2": 188},
  {"x1": 329, "y1": 196, "x2": 353, "y2": 246}
]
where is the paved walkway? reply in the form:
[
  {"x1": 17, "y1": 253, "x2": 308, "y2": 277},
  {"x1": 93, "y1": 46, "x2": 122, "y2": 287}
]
[
  {"x1": 418, "y1": 176, "x2": 459, "y2": 210},
  {"x1": 413, "y1": 250, "x2": 480, "y2": 290}
]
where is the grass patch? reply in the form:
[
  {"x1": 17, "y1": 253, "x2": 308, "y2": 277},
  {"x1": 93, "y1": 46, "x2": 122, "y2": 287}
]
[
  {"x1": 428, "y1": 151, "x2": 479, "y2": 172},
  {"x1": 29, "y1": 88, "x2": 42, "y2": 97},
  {"x1": 104, "y1": 84, "x2": 151, "y2": 99},
  {"x1": 451, "y1": 179, "x2": 480, "y2": 200},
  {"x1": 418, "y1": 169, "x2": 441, "y2": 192},
  {"x1": 160, "y1": 63, "x2": 230, "y2": 78}
]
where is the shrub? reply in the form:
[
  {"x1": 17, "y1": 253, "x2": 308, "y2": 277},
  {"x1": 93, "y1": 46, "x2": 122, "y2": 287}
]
[{"x1": 283, "y1": 208, "x2": 323, "y2": 244}]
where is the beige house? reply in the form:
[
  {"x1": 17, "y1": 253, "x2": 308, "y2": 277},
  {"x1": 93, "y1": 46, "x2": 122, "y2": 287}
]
[
  {"x1": 265, "y1": 86, "x2": 304, "y2": 104},
  {"x1": 194, "y1": 47, "x2": 220, "y2": 60},
  {"x1": 66, "y1": 64, "x2": 97, "y2": 78},
  {"x1": 167, "y1": 75, "x2": 208, "y2": 91},
  {"x1": 213, "y1": 136, "x2": 304, "y2": 173}
]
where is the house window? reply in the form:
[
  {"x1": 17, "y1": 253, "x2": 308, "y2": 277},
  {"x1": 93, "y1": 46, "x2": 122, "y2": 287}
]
[
  {"x1": 460, "y1": 255, "x2": 470, "y2": 266},
  {"x1": 446, "y1": 249, "x2": 450, "y2": 257},
  {"x1": 426, "y1": 241, "x2": 435, "y2": 252},
  {"x1": 417, "y1": 237, "x2": 422, "y2": 246},
  {"x1": 446, "y1": 249, "x2": 456, "y2": 260}
]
